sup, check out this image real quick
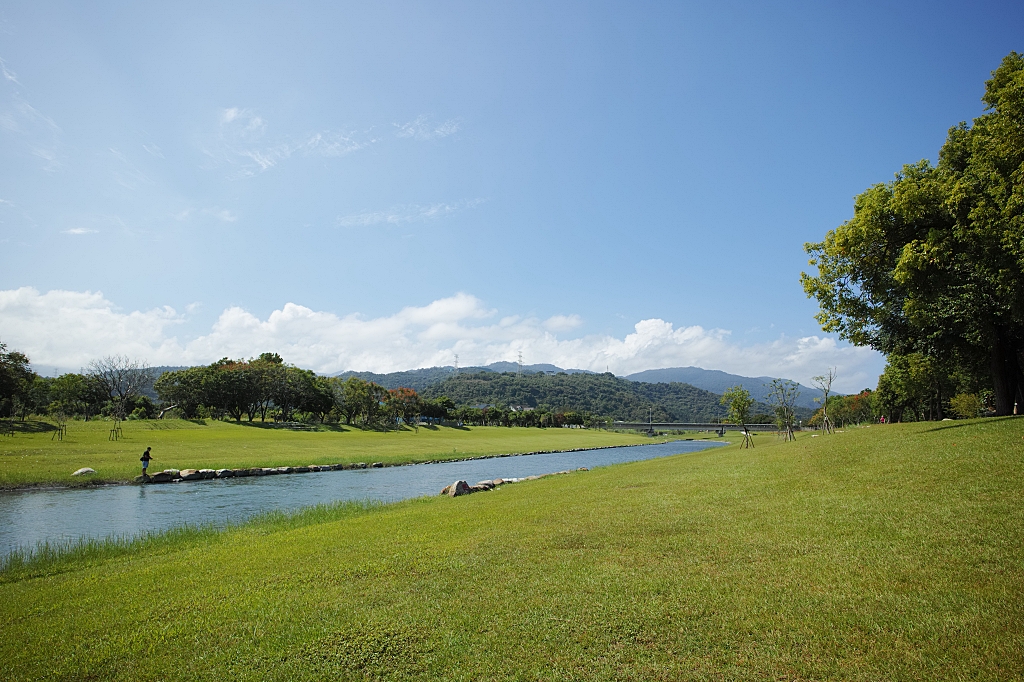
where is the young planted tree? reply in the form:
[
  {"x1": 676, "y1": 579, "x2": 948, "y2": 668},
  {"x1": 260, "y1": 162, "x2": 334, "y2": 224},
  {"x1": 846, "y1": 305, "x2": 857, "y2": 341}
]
[
  {"x1": 811, "y1": 368, "x2": 837, "y2": 434},
  {"x1": 720, "y1": 385, "x2": 754, "y2": 448},
  {"x1": 766, "y1": 378, "x2": 800, "y2": 441}
]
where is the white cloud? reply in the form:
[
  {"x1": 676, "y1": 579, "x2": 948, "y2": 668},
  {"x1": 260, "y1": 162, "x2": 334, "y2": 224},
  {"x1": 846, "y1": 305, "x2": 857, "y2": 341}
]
[
  {"x1": 142, "y1": 143, "x2": 163, "y2": 158},
  {"x1": 212, "y1": 107, "x2": 373, "y2": 176},
  {"x1": 62, "y1": 227, "x2": 98, "y2": 235},
  {"x1": 544, "y1": 314, "x2": 583, "y2": 332},
  {"x1": 395, "y1": 115, "x2": 461, "y2": 140},
  {"x1": 0, "y1": 288, "x2": 183, "y2": 369},
  {"x1": 0, "y1": 93, "x2": 64, "y2": 171},
  {"x1": 173, "y1": 207, "x2": 237, "y2": 222},
  {"x1": 0, "y1": 288, "x2": 884, "y2": 392},
  {"x1": 0, "y1": 57, "x2": 20, "y2": 85},
  {"x1": 338, "y1": 198, "x2": 485, "y2": 227}
]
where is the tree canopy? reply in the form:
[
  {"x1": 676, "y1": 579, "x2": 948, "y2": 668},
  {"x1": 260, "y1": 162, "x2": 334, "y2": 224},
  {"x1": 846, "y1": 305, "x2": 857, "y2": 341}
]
[{"x1": 802, "y1": 52, "x2": 1024, "y2": 415}]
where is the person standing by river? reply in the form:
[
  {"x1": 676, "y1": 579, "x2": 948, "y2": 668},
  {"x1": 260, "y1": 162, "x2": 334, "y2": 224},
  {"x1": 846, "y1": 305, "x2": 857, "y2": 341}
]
[{"x1": 140, "y1": 447, "x2": 153, "y2": 477}]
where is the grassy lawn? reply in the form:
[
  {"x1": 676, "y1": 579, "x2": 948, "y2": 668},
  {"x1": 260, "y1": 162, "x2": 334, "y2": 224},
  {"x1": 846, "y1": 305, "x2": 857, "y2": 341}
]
[
  {"x1": 0, "y1": 419, "x2": 654, "y2": 488},
  {"x1": 1, "y1": 418, "x2": 1022, "y2": 679}
]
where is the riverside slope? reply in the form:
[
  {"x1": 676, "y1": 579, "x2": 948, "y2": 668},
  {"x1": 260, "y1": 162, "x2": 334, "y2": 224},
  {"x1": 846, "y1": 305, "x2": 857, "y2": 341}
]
[{"x1": 1, "y1": 418, "x2": 1022, "y2": 679}]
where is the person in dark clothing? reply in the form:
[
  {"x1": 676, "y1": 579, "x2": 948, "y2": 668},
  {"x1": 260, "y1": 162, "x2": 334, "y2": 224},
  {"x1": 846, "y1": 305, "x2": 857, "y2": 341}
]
[{"x1": 140, "y1": 447, "x2": 153, "y2": 477}]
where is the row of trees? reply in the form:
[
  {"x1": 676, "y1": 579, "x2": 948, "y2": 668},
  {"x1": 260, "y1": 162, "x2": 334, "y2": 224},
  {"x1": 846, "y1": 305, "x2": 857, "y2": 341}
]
[
  {"x1": 154, "y1": 354, "x2": 450, "y2": 426},
  {"x1": 155, "y1": 357, "x2": 607, "y2": 428},
  {"x1": 802, "y1": 53, "x2": 1024, "y2": 417},
  {"x1": 1, "y1": 346, "x2": 159, "y2": 421}
]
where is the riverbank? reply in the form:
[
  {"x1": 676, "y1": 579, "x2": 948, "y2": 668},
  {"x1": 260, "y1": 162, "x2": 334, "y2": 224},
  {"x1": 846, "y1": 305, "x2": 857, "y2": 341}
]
[
  {"x1": 0, "y1": 420, "x2": 677, "y2": 489},
  {"x1": 2, "y1": 419, "x2": 1021, "y2": 679}
]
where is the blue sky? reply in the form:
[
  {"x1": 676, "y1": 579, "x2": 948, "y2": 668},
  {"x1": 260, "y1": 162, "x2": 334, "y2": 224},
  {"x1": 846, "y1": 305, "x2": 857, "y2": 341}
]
[{"x1": 1, "y1": 1, "x2": 1020, "y2": 391}]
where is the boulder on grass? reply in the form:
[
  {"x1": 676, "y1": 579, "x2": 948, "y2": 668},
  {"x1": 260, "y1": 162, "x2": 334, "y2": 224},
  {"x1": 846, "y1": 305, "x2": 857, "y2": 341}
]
[
  {"x1": 293, "y1": 466, "x2": 310, "y2": 473},
  {"x1": 371, "y1": 462, "x2": 384, "y2": 468},
  {"x1": 179, "y1": 469, "x2": 202, "y2": 480},
  {"x1": 215, "y1": 469, "x2": 234, "y2": 478},
  {"x1": 475, "y1": 480, "x2": 495, "y2": 490},
  {"x1": 199, "y1": 469, "x2": 216, "y2": 479},
  {"x1": 441, "y1": 480, "x2": 471, "y2": 497},
  {"x1": 71, "y1": 467, "x2": 96, "y2": 476},
  {"x1": 149, "y1": 470, "x2": 175, "y2": 483}
]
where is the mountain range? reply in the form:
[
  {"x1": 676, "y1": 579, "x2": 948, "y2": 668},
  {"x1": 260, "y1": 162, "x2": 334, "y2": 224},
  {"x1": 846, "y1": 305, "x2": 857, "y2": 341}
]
[
  {"x1": 623, "y1": 367, "x2": 825, "y2": 409},
  {"x1": 339, "y1": 363, "x2": 822, "y2": 418}
]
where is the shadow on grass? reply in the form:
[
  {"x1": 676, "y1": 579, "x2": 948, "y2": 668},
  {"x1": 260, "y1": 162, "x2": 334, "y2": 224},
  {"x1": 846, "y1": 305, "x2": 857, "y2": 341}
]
[
  {"x1": 4, "y1": 420, "x2": 57, "y2": 434},
  {"x1": 228, "y1": 421, "x2": 353, "y2": 433},
  {"x1": 922, "y1": 415, "x2": 1022, "y2": 433}
]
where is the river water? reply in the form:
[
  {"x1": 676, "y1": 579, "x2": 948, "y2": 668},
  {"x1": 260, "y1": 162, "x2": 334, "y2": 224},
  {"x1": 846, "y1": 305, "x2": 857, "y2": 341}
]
[{"x1": 0, "y1": 440, "x2": 723, "y2": 557}]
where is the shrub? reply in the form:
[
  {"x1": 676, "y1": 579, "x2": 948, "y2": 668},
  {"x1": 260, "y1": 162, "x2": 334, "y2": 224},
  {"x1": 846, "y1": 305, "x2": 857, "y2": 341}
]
[{"x1": 949, "y1": 393, "x2": 983, "y2": 419}]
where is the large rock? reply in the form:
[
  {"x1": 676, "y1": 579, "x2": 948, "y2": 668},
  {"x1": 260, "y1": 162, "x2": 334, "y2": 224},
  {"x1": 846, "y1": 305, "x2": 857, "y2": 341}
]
[
  {"x1": 71, "y1": 467, "x2": 96, "y2": 476},
  {"x1": 293, "y1": 466, "x2": 310, "y2": 473},
  {"x1": 232, "y1": 468, "x2": 251, "y2": 477},
  {"x1": 149, "y1": 471, "x2": 175, "y2": 483},
  {"x1": 215, "y1": 469, "x2": 234, "y2": 478},
  {"x1": 199, "y1": 469, "x2": 216, "y2": 479},
  {"x1": 179, "y1": 469, "x2": 202, "y2": 480},
  {"x1": 277, "y1": 466, "x2": 294, "y2": 474},
  {"x1": 371, "y1": 462, "x2": 384, "y2": 468},
  {"x1": 441, "y1": 480, "x2": 471, "y2": 497},
  {"x1": 263, "y1": 467, "x2": 280, "y2": 475},
  {"x1": 475, "y1": 480, "x2": 495, "y2": 490}
]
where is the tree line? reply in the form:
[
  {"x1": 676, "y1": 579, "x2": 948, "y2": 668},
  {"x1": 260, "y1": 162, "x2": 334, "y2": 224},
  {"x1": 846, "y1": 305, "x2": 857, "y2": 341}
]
[{"x1": 0, "y1": 346, "x2": 601, "y2": 428}]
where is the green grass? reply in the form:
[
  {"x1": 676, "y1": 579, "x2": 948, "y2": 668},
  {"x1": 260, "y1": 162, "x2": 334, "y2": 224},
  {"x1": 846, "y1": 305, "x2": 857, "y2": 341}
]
[
  {"x1": 1, "y1": 419, "x2": 1022, "y2": 679},
  {"x1": 0, "y1": 419, "x2": 653, "y2": 488}
]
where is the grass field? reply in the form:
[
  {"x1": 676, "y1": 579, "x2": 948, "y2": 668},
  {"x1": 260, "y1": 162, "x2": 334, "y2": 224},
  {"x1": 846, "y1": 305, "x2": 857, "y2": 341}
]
[
  {"x1": 0, "y1": 419, "x2": 654, "y2": 488},
  {"x1": 1, "y1": 418, "x2": 1022, "y2": 680}
]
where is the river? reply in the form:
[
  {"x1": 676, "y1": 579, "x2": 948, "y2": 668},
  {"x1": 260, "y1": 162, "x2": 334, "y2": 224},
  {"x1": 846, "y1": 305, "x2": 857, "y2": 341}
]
[{"x1": 0, "y1": 440, "x2": 723, "y2": 557}]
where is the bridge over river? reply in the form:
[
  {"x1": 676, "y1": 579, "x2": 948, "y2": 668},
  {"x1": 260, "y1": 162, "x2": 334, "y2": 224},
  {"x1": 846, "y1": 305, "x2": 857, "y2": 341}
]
[{"x1": 609, "y1": 422, "x2": 781, "y2": 433}]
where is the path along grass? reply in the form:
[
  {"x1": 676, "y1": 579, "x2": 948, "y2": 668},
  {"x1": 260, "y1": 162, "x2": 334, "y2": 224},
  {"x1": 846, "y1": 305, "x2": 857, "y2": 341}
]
[
  {"x1": 2, "y1": 419, "x2": 1022, "y2": 679},
  {"x1": 0, "y1": 419, "x2": 655, "y2": 488}
]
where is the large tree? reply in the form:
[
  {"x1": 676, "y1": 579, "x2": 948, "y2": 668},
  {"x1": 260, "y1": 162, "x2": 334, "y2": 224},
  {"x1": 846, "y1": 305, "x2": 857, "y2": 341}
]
[
  {"x1": 802, "y1": 53, "x2": 1024, "y2": 415},
  {"x1": 88, "y1": 356, "x2": 153, "y2": 420},
  {"x1": 0, "y1": 342, "x2": 36, "y2": 419}
]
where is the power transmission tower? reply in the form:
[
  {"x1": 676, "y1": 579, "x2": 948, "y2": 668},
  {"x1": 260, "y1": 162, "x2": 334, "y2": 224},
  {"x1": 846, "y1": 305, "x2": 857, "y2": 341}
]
[
  {"x1": 517, "y1": 350, "x2": 523, "y2": 378},
  {"x1": 453, "y1": 353, "x2": 459, "y2": 376}
]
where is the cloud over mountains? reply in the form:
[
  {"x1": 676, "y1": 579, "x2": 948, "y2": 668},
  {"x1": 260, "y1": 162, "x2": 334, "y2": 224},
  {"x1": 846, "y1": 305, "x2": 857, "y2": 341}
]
[{"x1": 0, "y1": 287, "x2": 882, "y2": 392}]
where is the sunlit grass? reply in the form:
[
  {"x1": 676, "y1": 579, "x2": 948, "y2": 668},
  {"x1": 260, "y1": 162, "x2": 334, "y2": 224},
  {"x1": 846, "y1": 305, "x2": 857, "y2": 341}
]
[
  {"x1": 0, "y1": 419, "x2": 653, "y2": 488},
  {"x1": 1, "y1": 418, "x2": 1021, "y2": 679}
]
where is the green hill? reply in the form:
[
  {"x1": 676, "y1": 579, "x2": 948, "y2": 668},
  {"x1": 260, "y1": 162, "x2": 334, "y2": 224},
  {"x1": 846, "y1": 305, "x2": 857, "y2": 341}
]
[{"x1": 420, "y1": 371, "x2": 798, "y2": 422}]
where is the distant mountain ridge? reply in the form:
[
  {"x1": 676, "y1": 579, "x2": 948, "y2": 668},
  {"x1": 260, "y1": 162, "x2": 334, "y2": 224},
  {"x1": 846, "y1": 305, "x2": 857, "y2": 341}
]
[
  {"x1": 624, "y1": 367, "x2": 824, "y2": 409},
  {"x1": 334, "y1": 362, "x2": 592, "y2": 392},
  {"x1": 419, "y1": 371, "x2": 777, "y2": 422}
]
